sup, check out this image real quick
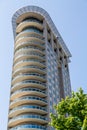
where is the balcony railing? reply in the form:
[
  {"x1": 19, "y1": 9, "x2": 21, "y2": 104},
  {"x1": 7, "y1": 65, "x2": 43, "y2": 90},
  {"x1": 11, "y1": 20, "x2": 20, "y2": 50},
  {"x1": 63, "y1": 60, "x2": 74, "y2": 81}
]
[
  {"x1": 12, "y1": 73, "x2": 46, "y2": 80},
  {"x1": 9, "y1": 114, "x2": 47, "y2": 124},
  {"x1": 11, "y1": 87, "x2": 46, "y2": 95},
  {"x1": 19, "y1": 65, "x2": 46, "y2": 71},
  {"x1": 12, "y1": 66, "x2": 46, "y2": 77},
  {"x1": 9, "y1": 124, "x2": 46, "y2": 130},
  {"x1": 13, "y1": 60, "x2": 46, "y2": 69},
  {"x1": 11, "y1": 80, "x2": 46, "y2": 91},
  {"x1": 9, "y1": 105, "x2": 47, "y2": 114},
  {"x1": 21, "y1": 28, "x2": 43, "y2": 35},
  {"x1": 10, "y1": 96, "x2": 47, "y2": 106},
  {"x1": 14, "y1": 54, "x2": 46, "y2": 63},
  {"x1": 15, "y1": 46, "x2": 45, "y2": 54},
  {"x1": 16, "y1": 33, "x2": 44, "y2": 41},
  {"x1": 15, "y1": 40, "x2": 45, "y2": 49}
]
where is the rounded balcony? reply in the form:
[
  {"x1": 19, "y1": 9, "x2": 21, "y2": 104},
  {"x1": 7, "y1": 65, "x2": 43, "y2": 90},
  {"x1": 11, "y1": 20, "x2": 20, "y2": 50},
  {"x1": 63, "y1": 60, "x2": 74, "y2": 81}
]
[
  {"x1": 9, "y1": 124, "x2": 46, "y2": 130},
  {"x1": 12, "y1": 66, "x2": 46, "y2": 78},
  {"x1": 20, "y1": 17, "x2": 43, "y2": 23},
  {"x1": 16, "y1": 21, "x2": 43, "y2": 33},
  {"x1": 15, "y1": 31, "x2": 44, "y2": 42},
  {"x1": 8, "y1": 114, "x2": 48, "y2": 127},
  {"x1": 13, "y1": 60, "x2": 46, "y2": 71},
  {"x1": 14, "y1": 53, "x2": 45, "y2": 65},
  {"x1": 11, "y1": 73, "x2": 46, "y2": 85},
  {"x1": 15, "y1": 45, "x2": 45, "y2": 52},
  {"x1": 15, "y1": 40, "x2": 45, "y2": 52},
  {"x1": 14, "y1": 46, "x2": 45, "y2": 58},
  {"x1": 15, "y1": 36, "x2": 44, "y2": 47},
  {"x1": 10, "y1": 96, "x2": 47, "y2": 109},
  {"x1": 11, "y1": 80, "x2": 46, "y2": 93},
  {"x1": 11, "y1": 87, "x2": 47, "y2": 100},
  {"x1": 9, "y1": 105, "x2": 47, "y2": 118}
]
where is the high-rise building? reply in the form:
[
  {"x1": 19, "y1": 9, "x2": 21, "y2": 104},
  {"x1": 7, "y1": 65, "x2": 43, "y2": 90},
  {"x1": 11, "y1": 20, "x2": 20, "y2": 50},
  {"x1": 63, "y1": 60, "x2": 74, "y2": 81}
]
[{"x1": 8, "y1": 6, "x2": 71, "y2": 130}]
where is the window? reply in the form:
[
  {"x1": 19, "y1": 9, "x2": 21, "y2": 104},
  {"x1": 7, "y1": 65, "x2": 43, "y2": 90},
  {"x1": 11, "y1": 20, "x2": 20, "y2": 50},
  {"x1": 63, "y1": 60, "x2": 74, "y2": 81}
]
[
  {"x1": 22, "y1": 26, "x2": 43, "y2": 34},
  {"x1": 22, "y1": 17, "x2": 42, "y2": 23},
  {"x1": 54, "y1": 48, "x2": 57, "y2": 54}
]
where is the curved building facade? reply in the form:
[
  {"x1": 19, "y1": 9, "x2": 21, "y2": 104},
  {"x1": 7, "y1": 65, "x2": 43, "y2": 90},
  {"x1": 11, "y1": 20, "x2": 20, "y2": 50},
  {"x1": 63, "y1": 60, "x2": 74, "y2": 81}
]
[{"x1": 8, "y1": 6, "x2": 71, "y2": 130}]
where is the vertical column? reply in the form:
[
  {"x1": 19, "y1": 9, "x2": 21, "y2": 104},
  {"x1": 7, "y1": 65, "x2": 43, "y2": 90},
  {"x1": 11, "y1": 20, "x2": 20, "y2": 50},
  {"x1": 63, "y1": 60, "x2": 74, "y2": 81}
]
[
  {"x1": 43, "y1": 20, "x2": 48, "y2": 42},
  {"x1": 43, "y1": 19, "x2": 50, "y2": 130},
  {"x1": 57, "y1": 45, "x2": 65, "y2": 99},
  {"x1": 58, "y1": 65, "x2": 65, "y2": 99},
  {"x1": 65, "y1": 59, "x2": 72, "y2": 97},
  {"x1": 50, "y1": 32, "x2": 54, "y2": 50}
]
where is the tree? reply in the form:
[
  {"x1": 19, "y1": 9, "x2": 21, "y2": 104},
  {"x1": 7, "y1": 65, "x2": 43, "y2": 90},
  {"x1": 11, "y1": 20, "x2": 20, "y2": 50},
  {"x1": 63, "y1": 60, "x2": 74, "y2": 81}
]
[{"x1": 50, "y1": 88, "x2": 87, "y2": 130}]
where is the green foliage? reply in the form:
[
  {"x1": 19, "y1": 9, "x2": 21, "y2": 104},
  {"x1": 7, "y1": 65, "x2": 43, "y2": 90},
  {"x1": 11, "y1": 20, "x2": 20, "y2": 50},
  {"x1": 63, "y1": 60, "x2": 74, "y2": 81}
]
[{"x1": 50, "y1": 88, "x2": 87, "y2": 130}]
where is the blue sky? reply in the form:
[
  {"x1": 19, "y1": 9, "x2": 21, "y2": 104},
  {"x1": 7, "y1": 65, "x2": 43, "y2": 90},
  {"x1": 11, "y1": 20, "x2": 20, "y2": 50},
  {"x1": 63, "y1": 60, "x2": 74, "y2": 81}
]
[{"x1": 0, "y1": 0, "x2": 87, "y2": 129}]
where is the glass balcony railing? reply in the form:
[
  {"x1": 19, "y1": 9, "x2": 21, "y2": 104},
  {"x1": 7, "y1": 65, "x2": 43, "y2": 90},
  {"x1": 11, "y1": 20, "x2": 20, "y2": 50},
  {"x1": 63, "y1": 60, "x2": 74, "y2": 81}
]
[
  {"x1": 21, "y1": 65, "x2": 46, "y2": 71},
  {"x1": 11, "y1": 87, "x2": 46, "y2": 96},
  {"x1": 15, "y1": 52, "x2": 45, "y2": 60},
  {"x1": 13, "y1": 60, "x2": 46, "y2": 69},
  {"x1": 15, "y1": 41, "x2": 44, "y2": 50},
  {"x1": 15, "y1": 49, "x2": 45, "y2": 58},
  {"x1": 9, "y1": 114, "x2": 47, "y2": 124},
  {"x1": 11, "y1": 80, "x2": 46, "y2": 90},
  {"x1": 17, "y1": 18, "x2": 42, "y2": 28},
  {"x1": 12, "y1": 73, "x2": 46, "y2": 80},
  {"x1": 10, "y1": 124, "x2": 46, "y2": 130},
  {"x1": 20, "y1": 59, "x2": 45, "y2": 64},
  {"x1": 15, "y1": 65, "x2": 46, "y2": 73},
  {"x1": 15, "y1": 52, "x2": 45, "y2": 59},
  {"x1": 16, "y1": 34, "x2": 44, "y2": 41},
  {"x1": 15, "y1": 41, "x2": 45, "y2": 47},
  {"x1": 21, "y1": 28, "x2": 43, "y2": 35},
  {"x1": 15, "y1": 46, "x2": 45, "y2": 54},
  {"x1": 13, "y1": 66, "x2": 46, "y2": 76},
  {"x1": 14, "y1": 50, "x2": 45, "y2": 60},
  {"x1": 14, "y1": 52, "x2": 46, "y2": 63},
  {"x1": 10, "y1": 96, "x2": 47, "y2": 106},
  {"x1": 9, "y1": 105, "x2": 47, "y2": 114}
]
